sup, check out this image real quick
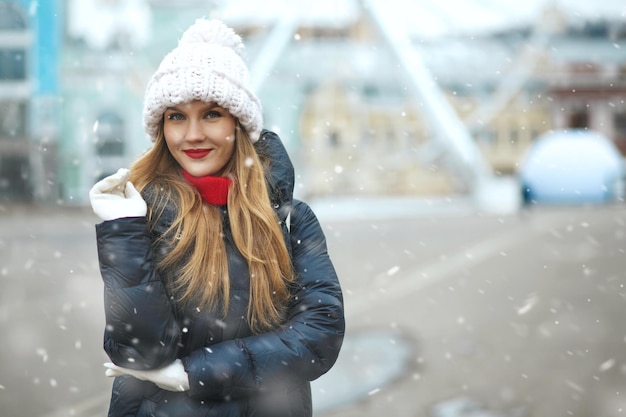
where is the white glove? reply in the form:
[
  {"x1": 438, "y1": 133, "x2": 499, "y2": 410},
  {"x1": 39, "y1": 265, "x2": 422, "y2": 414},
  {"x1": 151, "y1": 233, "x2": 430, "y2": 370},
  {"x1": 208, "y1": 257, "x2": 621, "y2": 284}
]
[
  {"x1": 89, "y1": 168, "x2": 147, "y2": 221},
  {"x1": 104, "y1": 359, "x2": 190, "y2": 392}
]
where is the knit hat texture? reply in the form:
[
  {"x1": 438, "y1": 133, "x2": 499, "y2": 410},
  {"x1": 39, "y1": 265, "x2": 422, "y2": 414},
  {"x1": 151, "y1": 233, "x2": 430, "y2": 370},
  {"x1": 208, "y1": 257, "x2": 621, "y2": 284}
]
[{"x1": 143, "y1": 19, "x2": 263, "y2": 142}]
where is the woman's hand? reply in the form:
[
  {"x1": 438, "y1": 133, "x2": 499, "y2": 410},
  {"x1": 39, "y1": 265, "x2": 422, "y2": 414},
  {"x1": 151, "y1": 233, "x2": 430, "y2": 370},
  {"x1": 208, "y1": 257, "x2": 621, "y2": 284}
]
[
  {"x1": 89, "y1": 168, "x2": 147, "y2": 221},
  {"x1": 104, "y1": 359, "x2": 190, "y2": 392}
]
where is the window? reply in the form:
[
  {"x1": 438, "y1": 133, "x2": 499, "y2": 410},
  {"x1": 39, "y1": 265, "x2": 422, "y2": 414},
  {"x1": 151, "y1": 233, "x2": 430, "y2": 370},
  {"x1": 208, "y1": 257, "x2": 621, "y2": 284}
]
[
  {"x1": 0, "y1": 49, "x2": 26, "y2": 80},
  {"x1": 0, "y1": 3, "x2": 28, "y2": 80},
  {"x1": 95, "y1": 112, "x2": 125, "y2": 156},
  {"x1": 327, "y1": 130, "x2": 340, "y2": 148},
  {"x1": 615, "y1": 111, "x2": 626, "y2": 140},
  {"x1": 569, "y1": 110, "x2": 589, "y2": 129},
  {"x1": 0, "y1": 155, "x2": 31, "y2": 200},
  {"x1": 0, "y1": 2, "x2": 27, "y2": 30},
  {"x1": 363, "y1": 84, "x2": 380, "y2": 98},
  {"x1": 0, "y1": 101, "x2": 27, "y2": 138}
]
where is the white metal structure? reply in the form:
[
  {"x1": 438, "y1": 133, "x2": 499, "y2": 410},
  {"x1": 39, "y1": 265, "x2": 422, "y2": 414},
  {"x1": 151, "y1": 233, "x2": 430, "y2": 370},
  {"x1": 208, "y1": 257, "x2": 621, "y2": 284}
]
[{"x1": 214, "y1": 0, "x2": 624, "y2": 212}]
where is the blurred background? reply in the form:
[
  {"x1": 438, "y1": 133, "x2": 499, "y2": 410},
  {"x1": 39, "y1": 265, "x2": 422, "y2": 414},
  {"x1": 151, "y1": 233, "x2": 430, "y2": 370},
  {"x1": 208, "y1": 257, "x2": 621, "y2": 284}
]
[
  {"x1": 1, "y1": 0, "x2": 625, "y2": 207},
  {"x1": 1, "y1": 0, "x2": 626, "y2": 416}
]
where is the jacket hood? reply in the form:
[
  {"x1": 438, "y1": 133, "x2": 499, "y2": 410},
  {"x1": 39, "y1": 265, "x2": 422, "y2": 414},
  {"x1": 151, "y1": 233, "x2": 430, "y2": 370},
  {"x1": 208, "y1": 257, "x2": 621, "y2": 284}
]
[{"x1": 254, "y1": 129, "x2": 294, "y2": 223}]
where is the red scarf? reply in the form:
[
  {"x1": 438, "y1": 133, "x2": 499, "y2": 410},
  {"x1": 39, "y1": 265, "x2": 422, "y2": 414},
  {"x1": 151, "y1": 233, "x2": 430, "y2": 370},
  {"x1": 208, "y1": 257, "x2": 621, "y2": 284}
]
[{"x1": 182, "y1": 170, "x2": 231, "y2": 206}]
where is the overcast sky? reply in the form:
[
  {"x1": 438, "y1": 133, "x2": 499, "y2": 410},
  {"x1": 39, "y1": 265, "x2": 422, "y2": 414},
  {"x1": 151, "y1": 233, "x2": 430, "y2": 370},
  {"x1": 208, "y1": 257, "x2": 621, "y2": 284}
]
[{"x1": 67, "y1": 0, "x2": 626, "y2": 50}]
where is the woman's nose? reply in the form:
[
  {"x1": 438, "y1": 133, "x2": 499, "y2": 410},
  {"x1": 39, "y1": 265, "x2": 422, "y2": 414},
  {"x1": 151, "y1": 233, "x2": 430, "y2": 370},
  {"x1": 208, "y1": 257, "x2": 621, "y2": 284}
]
[{"x1": 185, "y1": 120, "x2": 205, "y2": 142}]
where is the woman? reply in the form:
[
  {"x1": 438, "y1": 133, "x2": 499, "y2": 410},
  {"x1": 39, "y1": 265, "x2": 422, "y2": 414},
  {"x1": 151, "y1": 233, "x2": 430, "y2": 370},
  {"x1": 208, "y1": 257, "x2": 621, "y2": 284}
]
[{"x1": 89, "y1": 19, "x2": 344, "y2": 417}]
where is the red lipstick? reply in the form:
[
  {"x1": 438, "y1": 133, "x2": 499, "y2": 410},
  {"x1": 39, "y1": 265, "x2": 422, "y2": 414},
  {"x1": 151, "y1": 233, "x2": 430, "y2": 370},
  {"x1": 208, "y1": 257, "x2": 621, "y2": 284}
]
[{"x1": 184, "y1": 149, "x2": 211, "y2": 159}]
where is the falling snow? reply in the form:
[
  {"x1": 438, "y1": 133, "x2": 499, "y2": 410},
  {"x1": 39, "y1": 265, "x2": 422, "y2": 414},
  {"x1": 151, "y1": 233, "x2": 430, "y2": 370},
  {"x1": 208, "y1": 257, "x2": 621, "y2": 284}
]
[{"x1": 2, "y1": 0, "x2": 626, "y2": 416}]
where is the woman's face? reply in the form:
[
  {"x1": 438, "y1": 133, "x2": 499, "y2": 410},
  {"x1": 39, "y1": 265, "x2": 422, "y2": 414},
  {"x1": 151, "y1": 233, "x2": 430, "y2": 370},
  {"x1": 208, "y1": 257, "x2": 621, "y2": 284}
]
[{"x1": 163, "y1": 100, "x2": 237, "y2": 177}]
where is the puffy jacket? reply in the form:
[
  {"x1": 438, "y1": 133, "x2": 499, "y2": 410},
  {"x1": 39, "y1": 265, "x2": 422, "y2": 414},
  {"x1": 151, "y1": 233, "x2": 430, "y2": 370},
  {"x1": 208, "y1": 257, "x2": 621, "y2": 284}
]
[{"x1": 95, "y1": 130, "x2": 345, "y2": 417}]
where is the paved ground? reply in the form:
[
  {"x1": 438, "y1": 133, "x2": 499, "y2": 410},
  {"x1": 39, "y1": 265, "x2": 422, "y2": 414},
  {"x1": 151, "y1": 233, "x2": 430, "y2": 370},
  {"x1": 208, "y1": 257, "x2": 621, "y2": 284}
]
[{"x1": 1, "y1": 201, "x2": 626, "y2": 417}]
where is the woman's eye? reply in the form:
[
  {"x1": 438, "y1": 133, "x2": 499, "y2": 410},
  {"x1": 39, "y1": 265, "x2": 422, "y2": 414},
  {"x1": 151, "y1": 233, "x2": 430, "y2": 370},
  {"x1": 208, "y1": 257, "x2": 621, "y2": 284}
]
[
  {"x1": 167, "y1": 113, "x2": 184, "y2": 121},
  {"x1": 205, "y1": 111, "x2": 221, "y2": 119}
]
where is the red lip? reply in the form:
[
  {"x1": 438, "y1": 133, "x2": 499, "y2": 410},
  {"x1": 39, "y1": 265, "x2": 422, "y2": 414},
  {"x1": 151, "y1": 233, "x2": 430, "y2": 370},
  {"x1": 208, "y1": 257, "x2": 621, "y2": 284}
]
[{"x1": 184, "y1": 149, "x2": 211, "y2": 159}]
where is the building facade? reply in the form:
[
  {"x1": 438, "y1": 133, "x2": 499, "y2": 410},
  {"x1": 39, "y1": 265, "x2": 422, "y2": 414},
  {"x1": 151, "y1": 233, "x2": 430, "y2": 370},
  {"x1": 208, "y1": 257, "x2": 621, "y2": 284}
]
[
  {"x1": 1, "y1": 1, "x2": 624, "y2": 204},
  {"x1": 0, "y1": 0, "x2": 61, "y2": 202},
  {"x1": 57, "y1": 0, "x2": 215, "y2": 205},
  {"x1": 220, "y1": 4, "x2": 626, "y2": 198},
  {"x1": 542, "y1": 20, "x2": 626, "y2": 154}
]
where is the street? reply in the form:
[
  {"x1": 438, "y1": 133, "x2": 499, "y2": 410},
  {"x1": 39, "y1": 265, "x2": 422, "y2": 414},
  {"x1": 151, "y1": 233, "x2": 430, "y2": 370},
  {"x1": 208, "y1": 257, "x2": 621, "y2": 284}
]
[{"x1": 1, "y1": 201, "x2": 625, "y2": 417}]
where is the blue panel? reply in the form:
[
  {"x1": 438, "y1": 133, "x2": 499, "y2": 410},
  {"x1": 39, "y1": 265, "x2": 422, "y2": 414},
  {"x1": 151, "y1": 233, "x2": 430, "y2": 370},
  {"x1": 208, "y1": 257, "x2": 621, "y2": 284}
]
[
  {"x1": 33, "y1": 0, "x2": 61, "y2": 94},
  {"x1": 8, "y1": 0, "x2": 61, "y2": 95}
]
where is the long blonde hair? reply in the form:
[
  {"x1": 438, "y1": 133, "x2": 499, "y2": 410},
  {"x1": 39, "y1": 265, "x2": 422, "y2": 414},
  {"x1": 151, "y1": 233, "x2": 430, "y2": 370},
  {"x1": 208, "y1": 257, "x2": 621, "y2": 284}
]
[{"x1": 130, "y1": 123, "x2": 294, "y2": 332}]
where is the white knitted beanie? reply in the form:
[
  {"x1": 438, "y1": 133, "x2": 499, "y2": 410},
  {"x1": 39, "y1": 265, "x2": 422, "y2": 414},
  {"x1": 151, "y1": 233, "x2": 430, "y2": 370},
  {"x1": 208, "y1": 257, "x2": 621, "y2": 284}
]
[{"x1": 142, "y1": 19, "x2": 263, "y2": 142}]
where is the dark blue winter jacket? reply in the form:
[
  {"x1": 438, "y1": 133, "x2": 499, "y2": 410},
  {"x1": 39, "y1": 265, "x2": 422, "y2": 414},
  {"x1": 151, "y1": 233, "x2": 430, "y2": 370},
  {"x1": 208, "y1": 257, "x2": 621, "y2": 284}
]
[{"x1": 95, "y1": 130, "x2": 345, "y2": 416}]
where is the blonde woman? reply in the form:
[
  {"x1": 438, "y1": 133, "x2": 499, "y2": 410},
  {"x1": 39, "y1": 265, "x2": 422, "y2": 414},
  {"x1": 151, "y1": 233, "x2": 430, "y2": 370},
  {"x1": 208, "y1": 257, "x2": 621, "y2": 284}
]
[{"x1": 89, "y1": 19, "x2": 344, "y2": 417}]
